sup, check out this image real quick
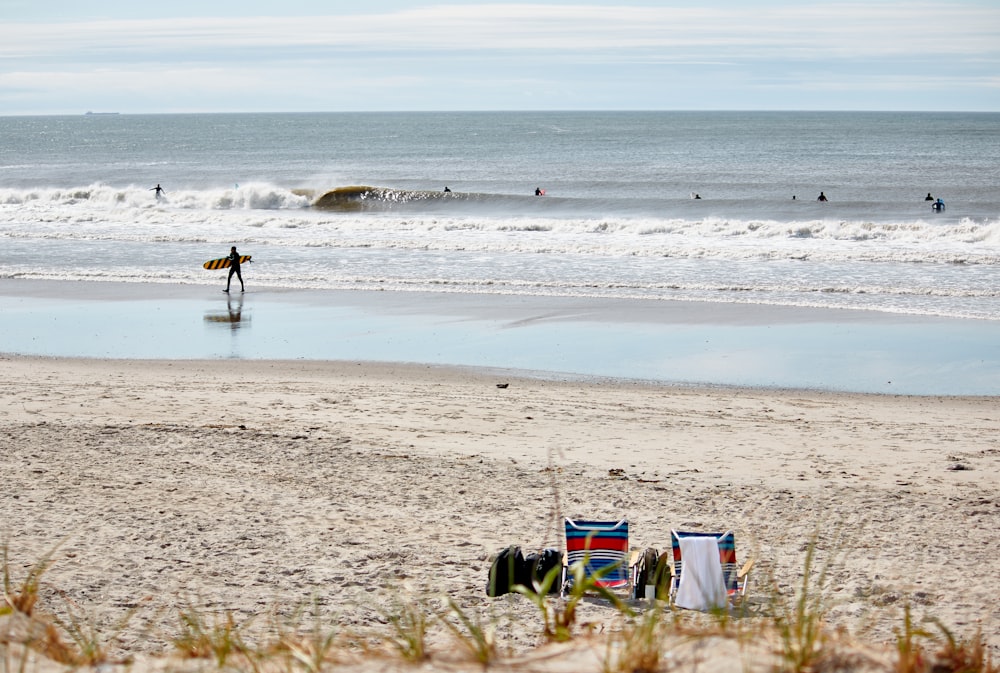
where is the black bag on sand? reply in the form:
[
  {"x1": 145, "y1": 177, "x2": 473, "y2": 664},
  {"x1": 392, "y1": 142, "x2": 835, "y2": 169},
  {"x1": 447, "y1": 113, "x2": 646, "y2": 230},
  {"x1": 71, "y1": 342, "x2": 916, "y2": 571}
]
[
  {"x1": 525, "y1": 547, "x2": 562, "y2": 594},
  {"x1": 631, "y1": 547, "x2": 661, "y2": 599},
  {"x1": 486, "y1": 545, "x2": 525, "y2": 597}
]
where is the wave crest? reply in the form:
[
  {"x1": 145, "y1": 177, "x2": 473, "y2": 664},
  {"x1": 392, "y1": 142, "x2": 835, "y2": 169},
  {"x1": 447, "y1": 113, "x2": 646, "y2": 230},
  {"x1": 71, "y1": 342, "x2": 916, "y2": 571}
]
[{"x1": 0, "y1": 183, "x2": 310, "y2": 210}]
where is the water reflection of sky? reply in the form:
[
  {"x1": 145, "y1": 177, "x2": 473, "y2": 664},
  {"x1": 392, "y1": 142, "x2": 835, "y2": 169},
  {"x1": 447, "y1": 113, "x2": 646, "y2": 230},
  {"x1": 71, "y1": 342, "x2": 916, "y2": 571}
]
[{"x1": 1, "y1": 292, "x2": 998, "y2": 395}]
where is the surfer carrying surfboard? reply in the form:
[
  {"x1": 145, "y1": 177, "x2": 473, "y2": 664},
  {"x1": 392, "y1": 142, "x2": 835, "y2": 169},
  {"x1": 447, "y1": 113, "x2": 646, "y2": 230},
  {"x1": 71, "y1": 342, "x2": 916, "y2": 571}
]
[{"x1": 224, "y1": 246, "x2": 245, "y2": 293}]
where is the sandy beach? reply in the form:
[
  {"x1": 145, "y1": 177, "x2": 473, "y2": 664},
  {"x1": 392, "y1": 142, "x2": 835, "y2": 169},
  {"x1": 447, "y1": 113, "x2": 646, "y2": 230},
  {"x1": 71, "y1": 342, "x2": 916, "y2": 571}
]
[
  {"x1": 2, "y1": 354, "x2": 998, "y2": 672},
  {"x1": 4, "y1": 103, "x2": 1000, "y2": 672}
]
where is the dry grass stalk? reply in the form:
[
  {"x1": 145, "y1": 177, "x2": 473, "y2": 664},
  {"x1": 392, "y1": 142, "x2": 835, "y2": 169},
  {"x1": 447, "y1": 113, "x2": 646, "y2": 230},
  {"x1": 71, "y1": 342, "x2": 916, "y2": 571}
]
[
  {"x1": 438, "y1": 597, "x2": 497, "y2": 665},
  {"x1": 278, "y1": 599, "x2": 339, "y2": 673},
  {"x1": 1, "y1": 543, "x2": 59, "y2": 618},
  {"x1": 172, "y1": 602, "x2": 252, "y2": 667},
  {"x1": 603, "y1": 606, "x2": 667, "y2": 673},
  {"x1": 933, "y1": 628, "x2": 997, "y2": 673},
  {"x1": 770, "y1": 537, "x2": 838, "y2": 673},
  {"x1": 385, "y1": 597, "x2": 430, "y2": 662}
]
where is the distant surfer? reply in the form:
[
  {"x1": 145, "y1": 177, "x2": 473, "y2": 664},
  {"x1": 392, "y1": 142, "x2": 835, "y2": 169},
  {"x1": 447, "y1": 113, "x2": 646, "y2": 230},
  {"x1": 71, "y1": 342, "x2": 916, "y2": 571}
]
[
  {"x1": 150, "y1": 184, "x2": 165, "y2": 199},
  {"x1": 224, "y1": 246, "x2": 245, "y2": 293},
  {"x1": 817, "y1": 191, "x2": 828, "y2": 202},
  {"x1": 443, "y1": 186, "x2": 451, "y2": 192},
  {"x1": 925, "y1": 192, "x2": 934, "y2": 201},
  {"x1": 932, "y1": 198, "x2": 946, "y2": 212},
  {"x1": 535, "y1": 187, "x2": 545, "y2": 196},
  {"x1": 692, "y1": 193, "x2": 701, "y2": 199}
]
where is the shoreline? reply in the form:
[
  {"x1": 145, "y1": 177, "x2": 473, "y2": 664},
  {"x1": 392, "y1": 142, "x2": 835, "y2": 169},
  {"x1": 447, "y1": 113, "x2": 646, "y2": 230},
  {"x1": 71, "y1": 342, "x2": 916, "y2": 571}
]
[
  {"x1": 2, "y1": 279, "x2": 999, "y2": 395},
  {"x1": 0, "y1": 276, "x2": 948, "y2": 323}
]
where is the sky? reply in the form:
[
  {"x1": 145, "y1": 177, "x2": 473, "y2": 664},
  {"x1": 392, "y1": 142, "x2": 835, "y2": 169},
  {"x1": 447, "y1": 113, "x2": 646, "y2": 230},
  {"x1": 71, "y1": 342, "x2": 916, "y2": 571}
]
[{"x1": 1, "y1": 1, "x2": 998, "y2": 115}]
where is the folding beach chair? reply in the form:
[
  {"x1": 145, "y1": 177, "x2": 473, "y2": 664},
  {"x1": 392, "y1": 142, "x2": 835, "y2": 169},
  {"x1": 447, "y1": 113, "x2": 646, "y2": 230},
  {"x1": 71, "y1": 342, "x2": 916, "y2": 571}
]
[
  {"x1": 668, "y1": 530, "x2": 753, "y2": 609},
  {"x1": 563, "y1": 518, "x2": 631, "y2": 595}
]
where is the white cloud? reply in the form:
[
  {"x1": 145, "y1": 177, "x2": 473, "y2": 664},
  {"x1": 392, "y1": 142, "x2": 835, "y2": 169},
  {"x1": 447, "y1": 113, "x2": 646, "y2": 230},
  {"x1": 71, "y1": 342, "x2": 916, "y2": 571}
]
[
  {"x1": 1, "y1": 3, "x2": 997, "y2": 59},
  {"x1": 1, "y1": 2, "x2": 996, "y2": 112}
]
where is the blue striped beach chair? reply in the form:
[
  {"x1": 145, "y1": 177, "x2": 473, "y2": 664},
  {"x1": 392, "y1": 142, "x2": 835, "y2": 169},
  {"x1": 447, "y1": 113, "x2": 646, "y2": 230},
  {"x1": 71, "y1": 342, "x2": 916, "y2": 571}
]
[
  {"x1": 563, "y1": 518, "x2": 631, "y2": 594},
  {"x1": 668, "y1": 530, "x2": 754, "y2": 606}
]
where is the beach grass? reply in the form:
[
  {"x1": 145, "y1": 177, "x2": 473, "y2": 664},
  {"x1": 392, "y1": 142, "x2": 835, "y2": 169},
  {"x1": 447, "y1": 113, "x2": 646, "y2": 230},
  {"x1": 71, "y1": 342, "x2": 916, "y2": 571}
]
[
  {"x1": 278, "y1": 599, "x2": 340, "y2": 673},
  {"x1": 771, "y1": 537, "x2": 833, "y2": 672},
  {"x1": 602, "y1": 604, "x2": 667, "y2": 673},
  {"x1": 514, "y1": 558, "x2": 629, "y2": 643},
  {"x1": 2, "y1": 539, "x2": 996, "y2": 673},
  {"x1": 50, "y1": 593, "x2": 144, "y2": 666},
  {"x1": 438, "y1": 596, "x2": 499, "y2": 665},
  {"x1": 384, "y1": 596, "x2": 430, "y2": 662},
  {"x1": 172, "y1": 601, "x2": 252, "y2": 666},
  {"x1": 931, "y1": 622, "x2": 998, "y2": 673},
  {"x1": 1, "y1": 542, "x2": 58, "y2": 619}
]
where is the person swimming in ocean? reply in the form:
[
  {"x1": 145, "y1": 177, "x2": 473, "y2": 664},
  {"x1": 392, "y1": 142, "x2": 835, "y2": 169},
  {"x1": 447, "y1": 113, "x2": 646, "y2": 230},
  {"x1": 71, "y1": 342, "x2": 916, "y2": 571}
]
[
  {"x1": 925, "y1": 192, "x2": 934, "y2": 201},
  {"x1": 150, "y1": 184, "x2": 165, "y2": 199},
  {"x1": 817, "y1": 191, "x2": 828, "y2": 202},
  {"x1": 932, "y1": 198, "x2": 945, "y2": 212}
]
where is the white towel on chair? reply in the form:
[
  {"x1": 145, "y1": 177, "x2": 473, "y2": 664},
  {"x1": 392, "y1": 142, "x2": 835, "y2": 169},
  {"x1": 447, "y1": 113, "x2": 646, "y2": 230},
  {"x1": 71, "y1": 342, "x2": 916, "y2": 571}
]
[{"x1": 674, "y1": 536, "x2": 727, "y2": 611}]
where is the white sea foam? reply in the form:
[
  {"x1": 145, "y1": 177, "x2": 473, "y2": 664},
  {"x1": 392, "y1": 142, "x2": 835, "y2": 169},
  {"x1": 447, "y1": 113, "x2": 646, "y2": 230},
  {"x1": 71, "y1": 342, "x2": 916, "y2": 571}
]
[
  {"x1": 2, "y1": 190, "x2": 998, "y2": 267},
  {"x1": 2, "y1": 112, "x2": 999, "y2": 321}
]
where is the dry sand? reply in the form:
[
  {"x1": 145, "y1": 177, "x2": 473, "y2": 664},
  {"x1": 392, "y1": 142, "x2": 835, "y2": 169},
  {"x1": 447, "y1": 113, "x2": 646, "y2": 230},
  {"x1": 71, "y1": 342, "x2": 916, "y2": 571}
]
[{"x1": 1, "y1": 355, "x2": 998, "y2": 672}]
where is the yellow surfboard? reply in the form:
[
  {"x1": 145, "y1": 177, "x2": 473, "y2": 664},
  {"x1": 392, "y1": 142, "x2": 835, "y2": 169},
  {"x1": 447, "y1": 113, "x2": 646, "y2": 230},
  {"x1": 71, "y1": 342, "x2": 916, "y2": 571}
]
[{"x1": 203, "y1": 255, "x2": 251, "y2": 270}]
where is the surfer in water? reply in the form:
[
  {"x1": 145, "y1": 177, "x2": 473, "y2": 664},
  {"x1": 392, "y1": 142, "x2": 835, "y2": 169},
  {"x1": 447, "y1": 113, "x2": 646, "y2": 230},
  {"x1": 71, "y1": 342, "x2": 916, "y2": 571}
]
[
  {"x1": 224, "y1": 246, "x2": 245, "y2": 293},
  {"x1": 150, "y1": 184, "x2": 165, "y2": 199},
  {"x1": 817, "y1": 191, "x2": 828, "y2": 202}
]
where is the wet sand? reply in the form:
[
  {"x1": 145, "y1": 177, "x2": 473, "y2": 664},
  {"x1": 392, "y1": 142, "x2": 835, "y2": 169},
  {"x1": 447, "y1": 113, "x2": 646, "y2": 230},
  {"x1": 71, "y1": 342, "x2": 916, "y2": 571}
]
[{"x1": 2, "y1": 278, "x2": 999, "y2": 394}]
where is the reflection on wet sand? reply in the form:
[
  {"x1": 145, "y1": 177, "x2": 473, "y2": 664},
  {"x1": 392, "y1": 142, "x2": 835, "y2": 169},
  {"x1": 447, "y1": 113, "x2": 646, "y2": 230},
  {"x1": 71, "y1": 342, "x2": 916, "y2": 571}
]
[{"x1": 204, "y1": 294, "x2": 249, "y2": 330}]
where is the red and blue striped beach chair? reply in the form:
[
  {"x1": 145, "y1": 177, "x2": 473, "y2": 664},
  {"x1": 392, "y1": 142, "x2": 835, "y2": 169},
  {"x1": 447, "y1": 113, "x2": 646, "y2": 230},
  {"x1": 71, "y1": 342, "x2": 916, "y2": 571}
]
[
  {"x1": 563, "y1": 518, "x2": 630, "y2": 594},
  {"x1": 668, "y1": 530, "x2": 753, "y2": 606}
]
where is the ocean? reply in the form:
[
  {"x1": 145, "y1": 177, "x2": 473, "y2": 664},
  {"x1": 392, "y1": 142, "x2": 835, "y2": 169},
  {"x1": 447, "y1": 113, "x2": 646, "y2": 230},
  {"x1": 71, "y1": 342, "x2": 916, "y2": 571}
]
[
  {"x1": 2, "y1": 111, "x2": 999, "y2": 320},
  {"x1": 2, "y1": 111, "x2": 1000, "y2": 394}
]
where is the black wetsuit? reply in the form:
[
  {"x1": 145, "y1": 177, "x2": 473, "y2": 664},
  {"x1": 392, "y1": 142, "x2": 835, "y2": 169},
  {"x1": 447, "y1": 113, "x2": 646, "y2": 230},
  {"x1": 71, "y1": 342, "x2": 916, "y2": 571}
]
[{"x1": 226, "y1": 251, "x2": 244, "y2": 292}]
